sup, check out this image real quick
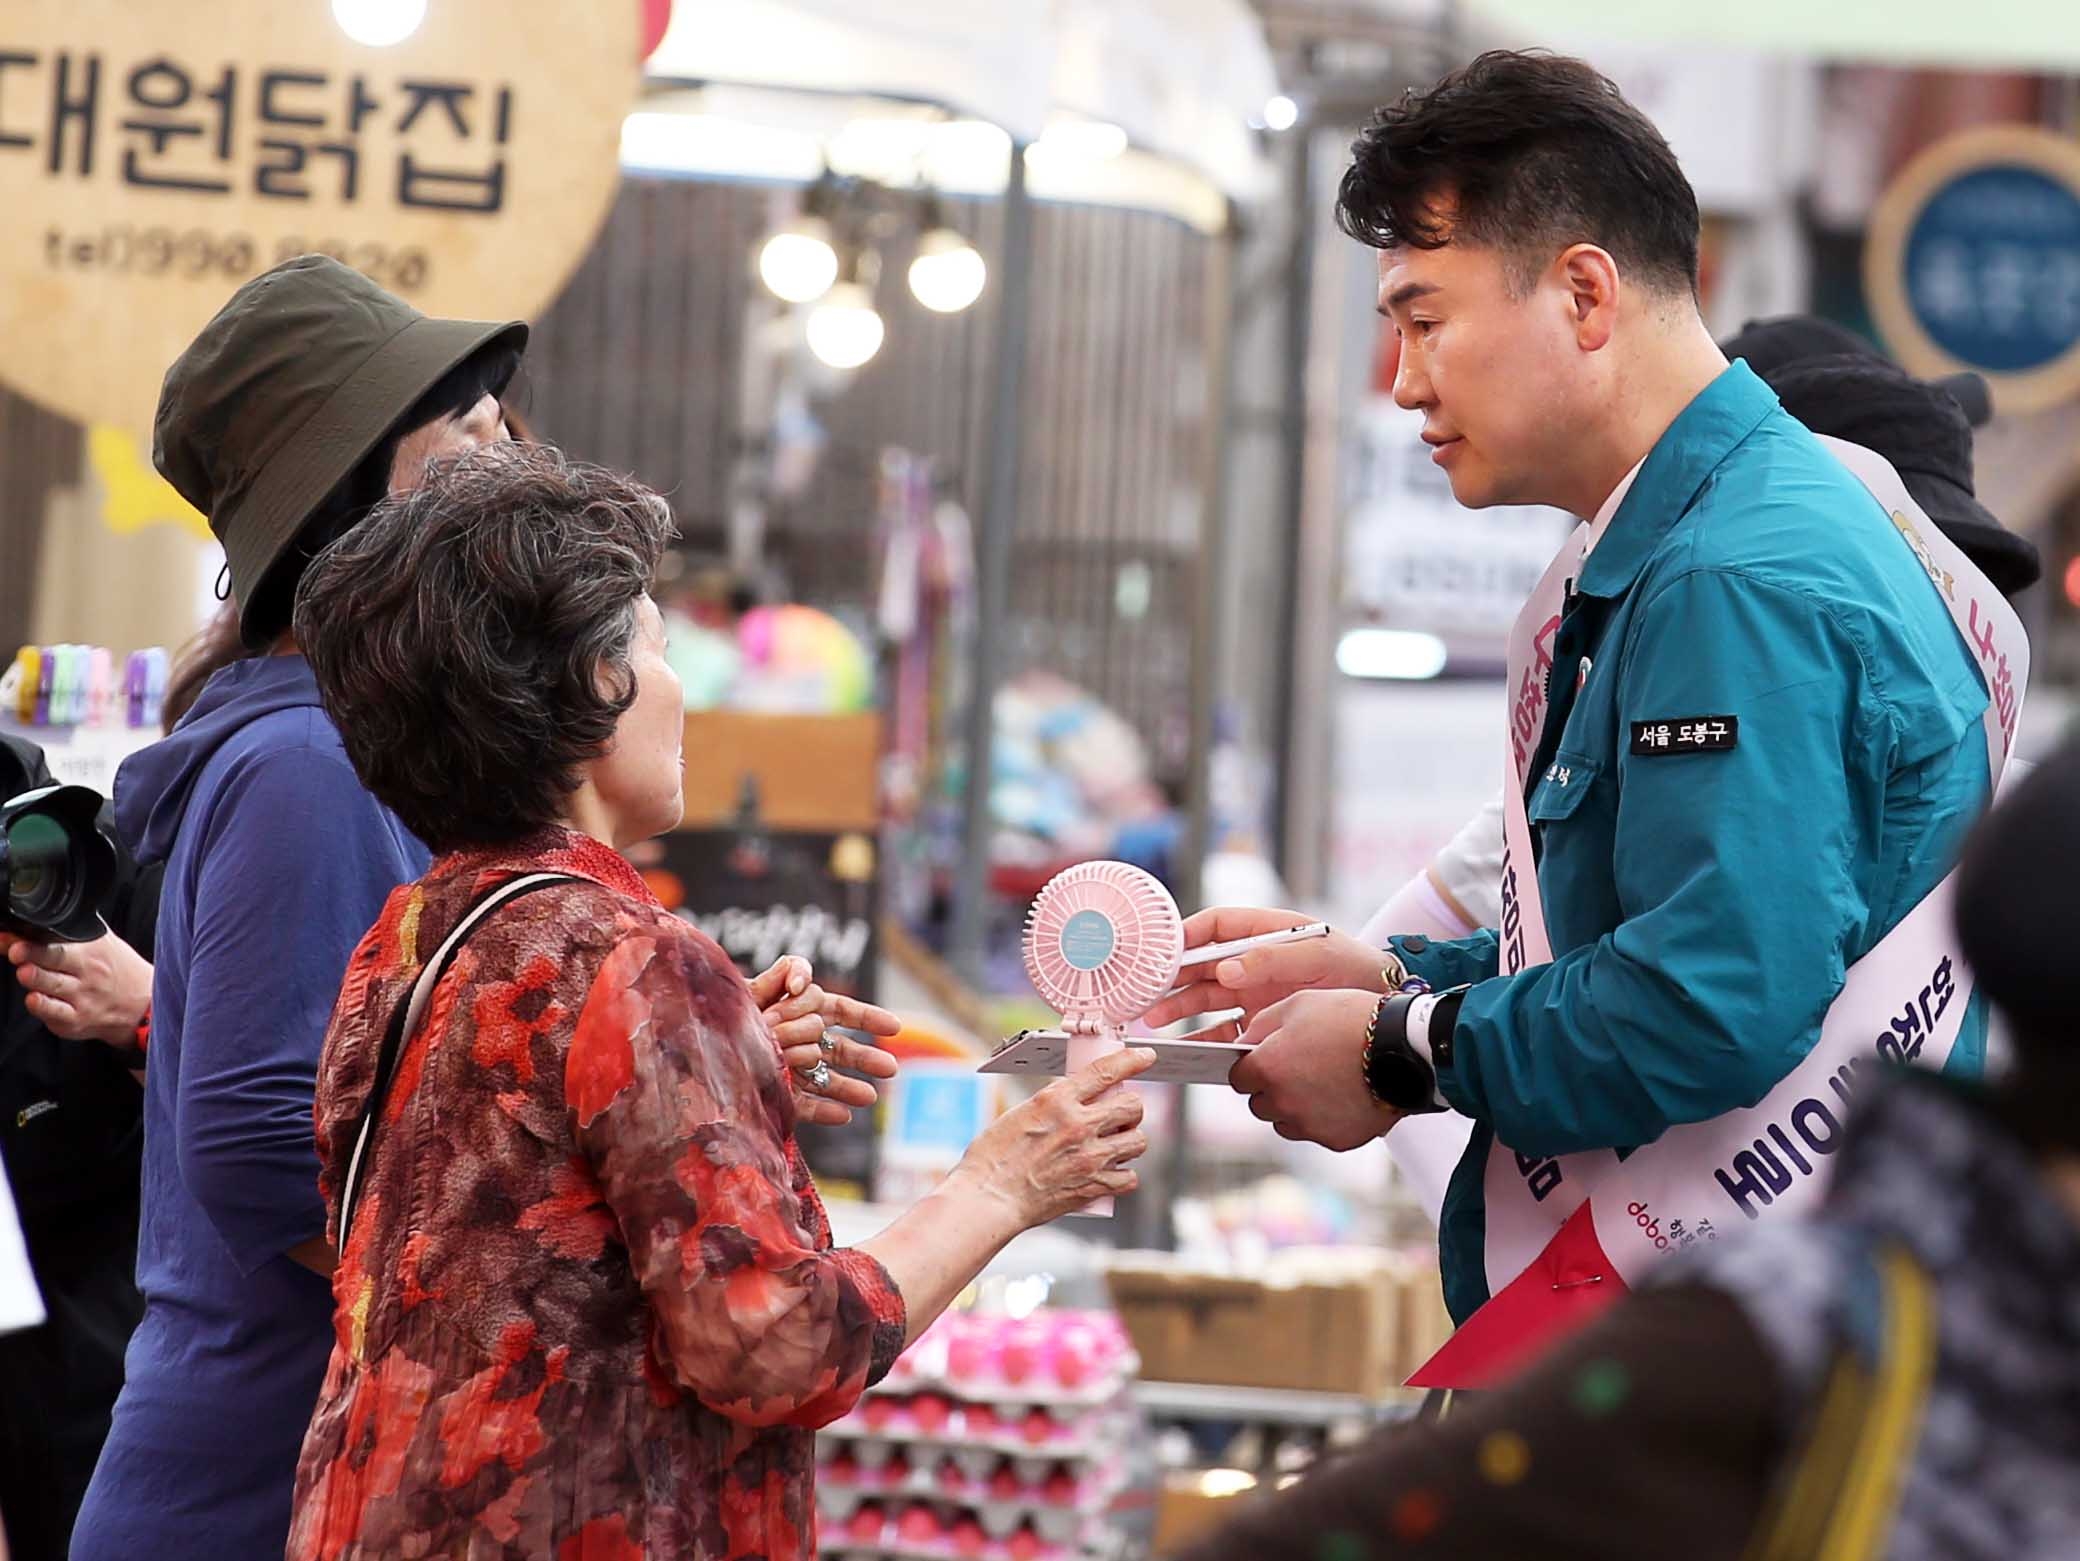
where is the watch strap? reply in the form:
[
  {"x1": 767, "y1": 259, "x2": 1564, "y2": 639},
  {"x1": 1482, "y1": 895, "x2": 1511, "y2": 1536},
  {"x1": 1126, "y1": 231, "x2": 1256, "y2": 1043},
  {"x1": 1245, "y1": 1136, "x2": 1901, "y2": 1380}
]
[{"x1": 1363, "y1": 992, "x2": 1444, "y2": 1113}]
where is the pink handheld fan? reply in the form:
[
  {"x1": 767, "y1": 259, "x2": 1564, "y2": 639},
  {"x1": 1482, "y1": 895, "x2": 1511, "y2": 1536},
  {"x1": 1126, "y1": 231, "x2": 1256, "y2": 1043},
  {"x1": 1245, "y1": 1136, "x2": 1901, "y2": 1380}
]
[
  {"x1": 1022, "y1": 860, "x2": 1185, "y2": 1039},
  {"x1": 984, "y1": 860, "x2": 1330, "y2": 1213}
]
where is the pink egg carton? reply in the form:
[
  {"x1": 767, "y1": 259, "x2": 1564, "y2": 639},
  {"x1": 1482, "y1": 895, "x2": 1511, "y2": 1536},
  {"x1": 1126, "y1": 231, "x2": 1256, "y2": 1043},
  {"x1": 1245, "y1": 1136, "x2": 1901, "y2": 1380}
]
[
  {"x1": 817, "y1": 1490, "x2": 1086, "y2": 1549},
  {"x1": 881, "y1": 1311, "x2": 1138, "y2": 1409},
  {"x1": 820, "y1": 1501, "x2": 1081, "y2": 1561},
  {"x1": 826, "y1": 1397, "x2": 1131, "y2": 1467},
  {"x1": 820, "y1": 1455, "x2": 1104, "y2": 1540}
]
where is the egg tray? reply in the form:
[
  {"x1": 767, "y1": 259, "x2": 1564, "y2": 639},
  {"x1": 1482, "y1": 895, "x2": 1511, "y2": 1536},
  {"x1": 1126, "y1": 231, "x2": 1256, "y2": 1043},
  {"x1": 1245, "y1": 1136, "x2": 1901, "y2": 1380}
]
[
  {"x1": 817, "y1": 1484, "x2": 1093, "y2": 1547},
  {"x1": 864, "y1": 1365, "x2": 1140, "y2": 1413},
  {"x1": 818, "y1": 1422, "x2": 1133, "y2": 1479},
  {"x1": 817, "y1": 1462, "x2": 1123, "y2": 1531}
]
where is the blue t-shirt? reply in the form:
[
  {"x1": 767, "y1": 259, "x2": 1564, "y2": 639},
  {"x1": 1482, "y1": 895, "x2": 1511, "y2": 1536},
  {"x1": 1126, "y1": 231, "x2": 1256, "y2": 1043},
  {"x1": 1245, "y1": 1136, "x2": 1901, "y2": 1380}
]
[{"x1": 70, "y1": 656, "x2": 428, "y2": 1561}]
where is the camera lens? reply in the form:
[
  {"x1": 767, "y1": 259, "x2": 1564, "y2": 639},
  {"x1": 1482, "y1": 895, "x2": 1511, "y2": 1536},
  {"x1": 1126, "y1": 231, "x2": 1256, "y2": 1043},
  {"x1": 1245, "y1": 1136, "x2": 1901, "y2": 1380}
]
[
  {"x1": 6, "y1": 810, "x2": 78, "y2": 924},
  {"x1": 1, "y1": 784, "x2": 115, "y2": 943}
]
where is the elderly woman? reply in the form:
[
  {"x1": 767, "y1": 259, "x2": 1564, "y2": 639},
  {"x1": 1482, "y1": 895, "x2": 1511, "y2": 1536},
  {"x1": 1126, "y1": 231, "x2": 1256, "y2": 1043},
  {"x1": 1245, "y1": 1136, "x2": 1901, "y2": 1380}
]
[
  {"x1": 68, "y1": 255, "x2": 529, "y2": 1561},
  {"x1": 285, "y1": 444, "x2": 1151, "y2": 1560}
]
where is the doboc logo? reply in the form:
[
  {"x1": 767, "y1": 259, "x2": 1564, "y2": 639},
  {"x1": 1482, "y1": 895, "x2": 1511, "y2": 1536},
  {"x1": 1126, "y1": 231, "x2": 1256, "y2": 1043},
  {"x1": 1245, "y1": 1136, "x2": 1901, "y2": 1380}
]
[{"x1": 1626, "y1": 1201, "x2": 1670, "y2": 1252}]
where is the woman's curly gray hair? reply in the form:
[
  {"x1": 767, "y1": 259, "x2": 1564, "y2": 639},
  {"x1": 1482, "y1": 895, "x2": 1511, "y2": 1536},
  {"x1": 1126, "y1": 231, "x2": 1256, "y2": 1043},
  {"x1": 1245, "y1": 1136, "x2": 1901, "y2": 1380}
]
[{"x1": 293, "y1": 442, "x2": 675, "y2": 852}]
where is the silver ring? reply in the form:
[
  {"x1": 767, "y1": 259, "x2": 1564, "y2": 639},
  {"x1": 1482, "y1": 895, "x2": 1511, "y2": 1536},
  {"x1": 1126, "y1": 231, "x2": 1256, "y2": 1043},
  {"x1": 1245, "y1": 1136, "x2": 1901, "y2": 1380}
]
[
  {"x1": 818, "y1": 1031, "x2": 840, "y2": 1056},
  {"x1": 802, "y1": 1059, "x2": 833, "y2": 1093}
]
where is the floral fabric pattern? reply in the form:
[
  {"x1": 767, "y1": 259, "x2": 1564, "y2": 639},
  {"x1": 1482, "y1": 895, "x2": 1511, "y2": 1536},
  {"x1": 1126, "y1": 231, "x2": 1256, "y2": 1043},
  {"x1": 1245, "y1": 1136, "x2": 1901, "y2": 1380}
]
[{"x1": 287, "y1": 830, "x2": 906, "y2": 1561}]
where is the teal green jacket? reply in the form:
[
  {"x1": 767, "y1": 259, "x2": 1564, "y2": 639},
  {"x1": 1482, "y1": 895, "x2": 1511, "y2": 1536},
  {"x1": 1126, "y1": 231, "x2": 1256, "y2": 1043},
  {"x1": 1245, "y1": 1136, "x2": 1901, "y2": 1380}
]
[{"x1": 1393, "y1": 364, "x2": 1992, "y2": 1324}]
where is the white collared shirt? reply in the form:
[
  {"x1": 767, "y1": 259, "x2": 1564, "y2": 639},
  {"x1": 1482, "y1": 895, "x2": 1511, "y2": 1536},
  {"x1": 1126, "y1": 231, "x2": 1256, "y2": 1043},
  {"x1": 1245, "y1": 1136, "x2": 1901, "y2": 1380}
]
[{"x1": 1582, "y1": 456, "x2": 1647, "y2": 564}]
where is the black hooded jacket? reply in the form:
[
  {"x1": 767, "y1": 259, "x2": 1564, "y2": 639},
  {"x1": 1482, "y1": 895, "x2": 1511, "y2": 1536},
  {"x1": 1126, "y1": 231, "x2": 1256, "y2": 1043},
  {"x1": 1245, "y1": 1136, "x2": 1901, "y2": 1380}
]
[{"x1": 1, "y1": 734, "x2": 159, "y2": 1559}]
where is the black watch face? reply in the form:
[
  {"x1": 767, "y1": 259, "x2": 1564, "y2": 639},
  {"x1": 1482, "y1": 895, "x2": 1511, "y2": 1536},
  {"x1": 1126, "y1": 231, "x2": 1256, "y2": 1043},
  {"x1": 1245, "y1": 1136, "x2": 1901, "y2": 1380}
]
[{"x1": 1369, "y1": 1049, "x2": 1433, "y2": 1112}]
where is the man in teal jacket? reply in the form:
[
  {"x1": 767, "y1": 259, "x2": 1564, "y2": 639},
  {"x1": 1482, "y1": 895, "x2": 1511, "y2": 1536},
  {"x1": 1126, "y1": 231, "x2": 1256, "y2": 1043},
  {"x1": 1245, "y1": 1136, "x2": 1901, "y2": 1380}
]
[
  {"x1": 1382, "y1": 356, "x2": 1990, "y2": 1318},
  {"x1": 1149, "y1": 52, "x2": 1994, "y2": 1324}
]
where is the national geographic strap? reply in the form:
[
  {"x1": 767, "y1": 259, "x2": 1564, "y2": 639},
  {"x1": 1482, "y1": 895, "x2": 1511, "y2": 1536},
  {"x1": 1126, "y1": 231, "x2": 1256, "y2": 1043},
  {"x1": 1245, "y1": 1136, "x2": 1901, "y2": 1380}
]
[{"x1": 1741, "y1": 1241, "x2": 1939, "y2": 1561}]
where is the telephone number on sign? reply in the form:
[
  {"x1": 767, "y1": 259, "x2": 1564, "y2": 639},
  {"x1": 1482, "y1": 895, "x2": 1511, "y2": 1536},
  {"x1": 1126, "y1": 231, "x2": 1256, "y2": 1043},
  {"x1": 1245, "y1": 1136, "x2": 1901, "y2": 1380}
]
[{"x1": 40, "y1": 226, "x2": 431, "y2": 293}]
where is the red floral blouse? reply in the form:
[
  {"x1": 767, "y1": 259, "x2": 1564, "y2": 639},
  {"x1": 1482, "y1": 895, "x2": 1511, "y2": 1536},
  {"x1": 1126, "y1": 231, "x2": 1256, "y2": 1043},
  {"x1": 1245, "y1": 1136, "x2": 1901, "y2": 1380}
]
[{"x1": 288, "y1": 830, "x2": 906, "y2": 1561}]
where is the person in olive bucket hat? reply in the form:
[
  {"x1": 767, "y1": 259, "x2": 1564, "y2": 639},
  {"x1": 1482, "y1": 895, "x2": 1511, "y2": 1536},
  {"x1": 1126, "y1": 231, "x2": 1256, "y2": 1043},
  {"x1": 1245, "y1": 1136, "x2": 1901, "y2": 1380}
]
[{"x1": 68, "y1": 257, "x2": 525, "y2": 1561}]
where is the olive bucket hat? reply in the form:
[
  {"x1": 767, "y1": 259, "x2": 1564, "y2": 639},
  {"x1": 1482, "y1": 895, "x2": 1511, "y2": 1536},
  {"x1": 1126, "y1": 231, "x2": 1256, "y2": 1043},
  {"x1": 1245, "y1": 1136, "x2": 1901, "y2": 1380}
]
[{"x1": 153, "y1": 254, "x2": 528, "y2": 641}]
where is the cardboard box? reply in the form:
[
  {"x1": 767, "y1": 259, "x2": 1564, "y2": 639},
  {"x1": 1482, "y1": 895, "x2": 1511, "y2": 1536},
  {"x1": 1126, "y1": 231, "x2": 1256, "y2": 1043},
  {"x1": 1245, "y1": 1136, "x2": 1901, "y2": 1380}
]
[
  {"x1": 1106, "y1": 1252, "x2": 1407, "y2": 1398},
  {"x1": 678, "y1": 711, "x2": 881, "y2": 832},
  {"x1": 1398, "y1": 1264, "x2": 1457, "y2": 1376}
]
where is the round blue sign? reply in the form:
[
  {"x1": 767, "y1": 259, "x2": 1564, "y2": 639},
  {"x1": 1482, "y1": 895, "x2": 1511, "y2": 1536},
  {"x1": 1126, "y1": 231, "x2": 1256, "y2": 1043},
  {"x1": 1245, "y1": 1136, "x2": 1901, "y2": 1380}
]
[
  {"x1": 1902, "y1": 163, "x2": 2080, "y2": 375},
  {"x1": 1870, "y1": 129, "x2": 2080, "y2": 409},
  {"x1": 1059, "y1": 909, "x2": 1118, "y2": 971}
]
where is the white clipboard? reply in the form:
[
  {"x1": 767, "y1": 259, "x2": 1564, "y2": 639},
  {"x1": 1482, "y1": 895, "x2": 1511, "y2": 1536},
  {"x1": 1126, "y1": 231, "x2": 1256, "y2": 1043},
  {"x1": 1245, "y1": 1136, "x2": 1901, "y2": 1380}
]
[{"x1": 980, "y1": 1029, "x2": 1249, "y2": 1086}]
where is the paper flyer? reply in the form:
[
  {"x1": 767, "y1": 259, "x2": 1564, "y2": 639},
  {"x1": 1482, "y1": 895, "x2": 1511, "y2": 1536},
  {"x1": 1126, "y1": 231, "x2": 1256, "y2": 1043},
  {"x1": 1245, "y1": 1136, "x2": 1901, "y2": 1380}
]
[{"x1": 0, "y1": 1160, "x2": 46, "y2": 1335}]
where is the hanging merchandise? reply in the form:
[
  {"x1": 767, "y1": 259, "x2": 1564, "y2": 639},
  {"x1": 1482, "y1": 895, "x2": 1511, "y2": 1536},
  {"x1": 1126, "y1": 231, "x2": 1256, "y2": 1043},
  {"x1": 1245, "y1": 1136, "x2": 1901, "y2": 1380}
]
[
  {"x1": 876, "y1": 448, "x2": 977, "y2": 930},
  {"x1": 1, "y1": 644, "x2": 167, "y2": 794},
  {"x1": 969, "y1": 673, "x2": 1179, "y2": 887}
]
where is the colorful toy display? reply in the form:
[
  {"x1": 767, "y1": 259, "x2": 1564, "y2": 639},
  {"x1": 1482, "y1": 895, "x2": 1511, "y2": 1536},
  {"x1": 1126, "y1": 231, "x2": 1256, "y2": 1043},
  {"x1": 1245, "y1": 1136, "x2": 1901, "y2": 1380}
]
[
  {"x1": 735, "y1": 603, "x2": 874, "y2": 713},
  {"x1": 969, "y1": 673, "x2": 1175, "y2": 871}
]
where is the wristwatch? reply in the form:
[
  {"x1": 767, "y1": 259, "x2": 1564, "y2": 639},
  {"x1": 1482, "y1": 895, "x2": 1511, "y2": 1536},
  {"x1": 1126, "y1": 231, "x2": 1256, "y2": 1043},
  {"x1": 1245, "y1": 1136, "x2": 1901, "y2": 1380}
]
[{"x1": 1362, "y1": 987, "x2": 1468, "y2": 1113}]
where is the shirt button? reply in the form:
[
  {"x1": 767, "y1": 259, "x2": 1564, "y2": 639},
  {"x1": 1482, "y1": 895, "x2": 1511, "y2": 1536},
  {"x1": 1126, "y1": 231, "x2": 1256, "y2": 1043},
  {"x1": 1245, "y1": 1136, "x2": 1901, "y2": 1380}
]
[{"x1": 1403, "y1": 936, "x2": 1430, "y2": 955}]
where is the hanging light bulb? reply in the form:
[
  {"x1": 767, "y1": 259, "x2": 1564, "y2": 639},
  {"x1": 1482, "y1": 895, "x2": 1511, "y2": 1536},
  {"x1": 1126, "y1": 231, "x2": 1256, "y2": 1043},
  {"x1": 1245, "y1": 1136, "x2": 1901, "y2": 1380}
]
[
  {"x1": 757, "y1": 218, "x2": 839, "y2": 304},
  {"x1": 807, "y1": 281, "x2": 885, "y2": 369},
  {"x1": 908, "y1": 228, "x2": 987, "y2": 313},
  {"x1": 332, "y1": 0, "x2": 426, "y2": 47}
]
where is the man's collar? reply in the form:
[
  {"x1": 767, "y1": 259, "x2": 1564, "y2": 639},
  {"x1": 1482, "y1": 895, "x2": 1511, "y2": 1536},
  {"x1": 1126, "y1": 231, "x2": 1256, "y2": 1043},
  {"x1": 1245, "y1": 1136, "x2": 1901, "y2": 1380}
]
[
  {"x1": 1575, "y1": 361, "x2": 1780, "y2": 601},
  {"x1": 1581, "y1": 457, "x2": 1646, "y2": 561}
]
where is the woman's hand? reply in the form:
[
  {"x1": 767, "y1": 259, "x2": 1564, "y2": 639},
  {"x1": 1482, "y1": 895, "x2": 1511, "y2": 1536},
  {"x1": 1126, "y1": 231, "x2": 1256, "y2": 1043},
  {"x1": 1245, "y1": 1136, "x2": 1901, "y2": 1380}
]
[
  {"x1": 853, "y1": 1048, "x2": 1157, "y2": 1349},
  {"x1": 0, "y1": 930, "x2": 154, "y2": 1049},
  {"x1": 751, "y1": 956, "x2": 902, "y2": 1127},
  {"x1": 950, "y1": 1046, "x2": 1157, "y2": 1225}
]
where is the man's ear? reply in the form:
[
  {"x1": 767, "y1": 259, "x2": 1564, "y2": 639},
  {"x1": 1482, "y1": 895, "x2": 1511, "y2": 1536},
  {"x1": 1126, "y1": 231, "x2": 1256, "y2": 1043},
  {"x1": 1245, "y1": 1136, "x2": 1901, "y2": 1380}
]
[{"x1": 1554, "y1": 243, "x2": 1621, "y2": 353}]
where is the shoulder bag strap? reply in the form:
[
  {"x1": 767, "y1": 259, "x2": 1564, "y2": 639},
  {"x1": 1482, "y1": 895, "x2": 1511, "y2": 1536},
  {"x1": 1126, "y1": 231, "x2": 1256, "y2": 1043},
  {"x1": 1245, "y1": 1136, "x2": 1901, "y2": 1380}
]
[
  {"x1": 1743, "y1": 1240, "x2": 1939, "y2": 1561},
  {"x1": 336, "y1": 871, "x2": 577, "y2": 1250}
]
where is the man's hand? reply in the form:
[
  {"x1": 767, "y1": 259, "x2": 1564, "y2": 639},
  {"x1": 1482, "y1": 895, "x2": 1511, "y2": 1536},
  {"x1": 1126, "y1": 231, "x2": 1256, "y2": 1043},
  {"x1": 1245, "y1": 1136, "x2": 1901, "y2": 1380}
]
[
  {"x1": 1229, "y1": 988, "x2": 1402, "y2": 1151},
  {"x1": 0, "y1": 930, "x2": 153, "y2": 1049},
  {"x1": 750, "y1": 955, "x2": 902, "y2": 1127},
  {"x1": 1141, "y1": 908, "x2": 1386, "y2": 1033}
]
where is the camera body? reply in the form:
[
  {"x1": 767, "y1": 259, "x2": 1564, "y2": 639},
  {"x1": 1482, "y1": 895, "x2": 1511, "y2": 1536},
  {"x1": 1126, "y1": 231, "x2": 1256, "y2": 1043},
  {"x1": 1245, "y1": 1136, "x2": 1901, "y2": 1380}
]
[{"x1": 1, "y1": 783, "x2": 118, "y2": 943}]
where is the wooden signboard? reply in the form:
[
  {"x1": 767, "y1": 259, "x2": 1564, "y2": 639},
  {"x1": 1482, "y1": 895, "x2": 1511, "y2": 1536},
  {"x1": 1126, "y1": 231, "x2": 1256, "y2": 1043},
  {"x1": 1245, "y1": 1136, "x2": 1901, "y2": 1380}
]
[{"x1": 0, "y1": 0, "x2": 641, "y2": 440}]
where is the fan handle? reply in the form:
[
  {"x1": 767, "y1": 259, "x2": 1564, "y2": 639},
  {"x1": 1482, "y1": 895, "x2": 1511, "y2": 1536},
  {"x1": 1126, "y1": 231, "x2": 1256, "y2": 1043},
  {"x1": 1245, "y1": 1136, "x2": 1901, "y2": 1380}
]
[{"x1": 1065, "y1": 1028, "x2": 1126, "y2": 1218}]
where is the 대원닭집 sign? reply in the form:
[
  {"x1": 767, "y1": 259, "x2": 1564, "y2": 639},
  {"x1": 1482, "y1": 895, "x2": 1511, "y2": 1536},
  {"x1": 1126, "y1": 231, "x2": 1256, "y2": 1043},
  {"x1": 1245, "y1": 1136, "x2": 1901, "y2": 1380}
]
[{"x1": 0, "y1": 0, "x2": 640, "y2": 438}]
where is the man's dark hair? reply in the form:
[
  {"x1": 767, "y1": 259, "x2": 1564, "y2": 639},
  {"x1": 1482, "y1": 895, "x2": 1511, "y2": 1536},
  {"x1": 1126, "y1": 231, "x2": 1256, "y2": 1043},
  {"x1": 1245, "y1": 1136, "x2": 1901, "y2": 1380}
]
[
  {"x1": 293, "y1": 442, "x2": 674, "y2": 853},
  {"x1": 1337, "y1": 50, "x2": 1701, "y2": 298},
  {"x1": 242, "y1": 341, "x2": 524, "y2": 646}
]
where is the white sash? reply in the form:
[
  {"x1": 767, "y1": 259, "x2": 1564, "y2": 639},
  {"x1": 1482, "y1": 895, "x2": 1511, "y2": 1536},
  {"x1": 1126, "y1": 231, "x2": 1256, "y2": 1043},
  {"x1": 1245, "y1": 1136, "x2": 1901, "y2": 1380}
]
[{"x1": 1485, "y1": 437, "x2": 2027, "y2": 1292}]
